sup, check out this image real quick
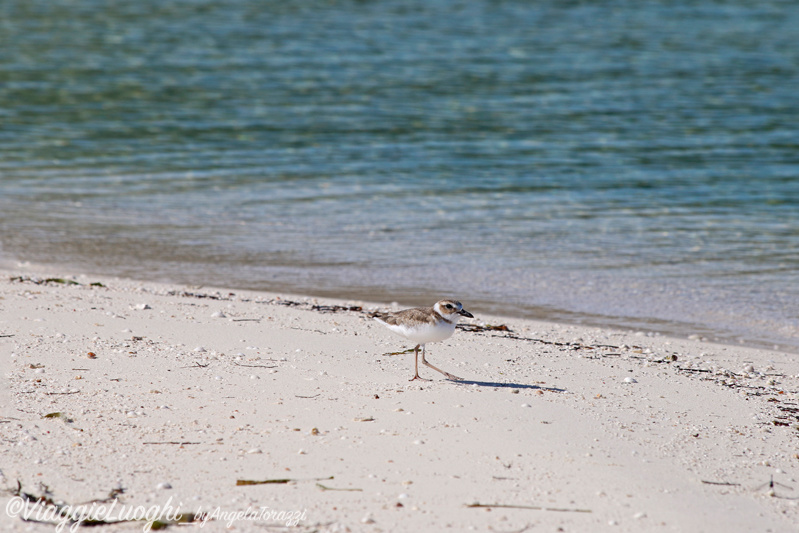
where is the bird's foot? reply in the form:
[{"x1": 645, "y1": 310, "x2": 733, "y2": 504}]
[{"x1": 409, "y1": 375, "x2": 431, "y2": 382}]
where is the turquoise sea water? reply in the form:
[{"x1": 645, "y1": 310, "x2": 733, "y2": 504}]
[{"x1": 1, "y1": 0, "x2": 798, "y2": 350}]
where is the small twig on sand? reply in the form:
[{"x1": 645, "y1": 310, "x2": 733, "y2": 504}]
[
  {"x1": 181, "y1": 362, "x2": 210, "y2": 369},
  {"x1": 237, "y1": 476, "x2": 334, "y2": 486},
  {"x1": 676, "y1": 367, "x2": 712, "y2": 373},
  {"x1": 701, "y1": 480, "x2": 740, "y2": 486},
  {"x1": 143, "y1": 441, "x2": 201, "y2": 446},
  {"x1": 467, "y1": 502, "x2": 591, "y2": 513},
  {"x1": 382, "y1": 348, "x2": 415, "y2": 356},
  {"x1": 316, "y1": 482, "x2": 362, "y2": 492},
  {"x1": 233, "y1": 361, "x2": 277, "y2": 368}
]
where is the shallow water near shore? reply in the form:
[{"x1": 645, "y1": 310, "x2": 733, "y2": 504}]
[{"x1": 1, "y1": 0, "x2": 798, "y2": 351}]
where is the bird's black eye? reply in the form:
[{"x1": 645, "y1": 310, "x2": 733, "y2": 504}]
[{"x1": 445, "y1": 304, "x2": 453, "y2": 309}]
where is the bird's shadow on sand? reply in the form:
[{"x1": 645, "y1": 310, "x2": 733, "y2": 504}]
[{"x1": 450, "y1": 379, "x2": 565, "y2": 393}]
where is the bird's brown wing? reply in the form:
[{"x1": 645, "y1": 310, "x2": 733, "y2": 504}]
[{"x1": 374, "y1": 307, "x2": 438, "y2": 326}]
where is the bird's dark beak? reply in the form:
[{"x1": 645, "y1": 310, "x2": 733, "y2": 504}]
[{"x1": 459, "y1": 308, "x2": 474, "y2": 318}]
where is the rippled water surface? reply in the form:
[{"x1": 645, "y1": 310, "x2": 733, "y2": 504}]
[{"x1": 1, "y1": 0, "x2": 798, "y2": 350}]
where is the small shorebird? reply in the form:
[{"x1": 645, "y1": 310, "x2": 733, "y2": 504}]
[{"x1": 373, "y1": 300, "x2": 474, "y2": 381}]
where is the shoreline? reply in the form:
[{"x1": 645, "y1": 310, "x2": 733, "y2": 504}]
[
  {"x1": 4, "y1": 256, "x2": 796, "y2": 358},
  {"x1": 1, "y1": 264, "x2": 798, "y2": 531}
]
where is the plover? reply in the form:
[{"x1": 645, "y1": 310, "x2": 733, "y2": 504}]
[{"x1": 373, "y1": 300, "x2": 474, "y2": 381}]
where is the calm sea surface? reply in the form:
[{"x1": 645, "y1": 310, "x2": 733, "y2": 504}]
[{"x1": 1, "y1": 0, "x2": 798, "y2": 351}]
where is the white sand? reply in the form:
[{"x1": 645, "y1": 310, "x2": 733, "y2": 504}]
[{"x1": 1, "y1": 265, "x2": 798, "y2": 532}]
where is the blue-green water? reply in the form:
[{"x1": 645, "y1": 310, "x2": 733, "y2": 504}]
[{"x1": 1, "y1": 0, "x2": 798, "y2": 350}]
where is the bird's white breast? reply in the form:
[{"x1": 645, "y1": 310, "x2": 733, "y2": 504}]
[{"x1": 383, "y1": 320, "x2": 456, "y2": 344}]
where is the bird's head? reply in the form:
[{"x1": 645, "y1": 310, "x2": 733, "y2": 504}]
[{"x1": 435, "y1": 300, "x2": 474, "y2": 320}]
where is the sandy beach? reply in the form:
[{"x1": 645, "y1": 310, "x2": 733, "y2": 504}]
[{"x1": 1, "y1": 264, "x2": 798, "y2": 532}]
